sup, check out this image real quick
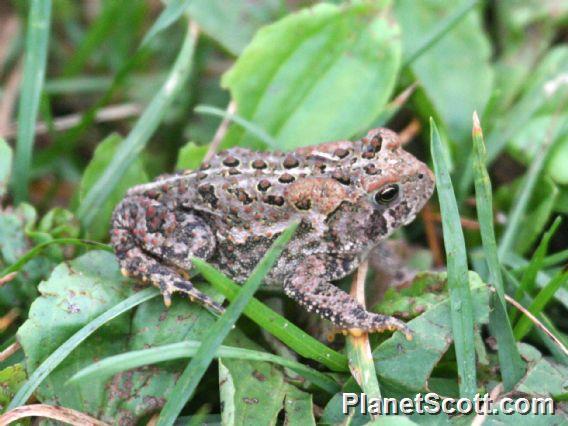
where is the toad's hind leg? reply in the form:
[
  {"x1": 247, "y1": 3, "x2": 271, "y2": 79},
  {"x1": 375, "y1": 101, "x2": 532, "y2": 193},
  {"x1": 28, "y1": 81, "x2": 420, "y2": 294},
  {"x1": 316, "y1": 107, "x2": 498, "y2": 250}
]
[
  {"x1": 283, "y1": 256, "x2": 412, "y2": 339},
  {"x1": 111, "y1": 196, "x2": 223, "y2": 314}
]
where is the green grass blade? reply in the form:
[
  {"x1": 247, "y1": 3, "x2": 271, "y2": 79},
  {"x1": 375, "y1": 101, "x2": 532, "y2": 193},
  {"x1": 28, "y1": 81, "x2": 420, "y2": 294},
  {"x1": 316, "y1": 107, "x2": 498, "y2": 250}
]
[
  {"x1": 402, "y1": 0, "x2": 480, "y2": 67},
  {"x1": 157, "y1": 223, "x2": 298, "y2": 426},
  {"x1": 61, "y1": 1, "x2": 125, "y2": 77},
  {"x1": 346, "y1": 336, "x2": 381, "y2": 399},
  {"x1": 12, "y1": 0, "x2": 52, "y2": 203},
  {"x1": 8, "y1": 288, "x2": 158, "y2": 410},
  {"x1": 430, "y1": 118, "x2": 476, "y2": 399},
  {"x1": 142, "y1": 0, "x2": 192, "y2": 46},
  {"x1": 498, "y1": 121, "x2": 567, "y2": 257},
  {"x1": 502, "y1": 267, "x2": 568, "y2": 361},
  {"x1": 0, "y1": 238, "x2": 112, "y2": 278},
  {"x1": 67, "y1": 341, "x2": 340, "y2": 394},
  {"x1": 344, "y1": 264, "x2": 381, "y2": 405},
  {"x1": 192, "y1": 259, "x2": 348, "y2": 372},
  {"x1": 514, "y1": 271, "x2": 568, "y2": 341},
  {"x1": 76, "y1": 20, "x2": 198, "y2": 229},
  {"x1": 44, "y1": 76, "x2": 113, "y2": 94},
  {"x1": 194, "y1": 104, "x2": 278, "y2": 148},
  {"x1": 513, "y1": 248, "x2": 568, "y2": 273},
  {"x1": 472, "y1": 113, "x2": 524, "y2": 390},
  {"x1": 514, "y1": 217, "x2": 562, "y2": 305},
  {"x1": 0, "y1": 138, "x2": 13, "y2": 199}
]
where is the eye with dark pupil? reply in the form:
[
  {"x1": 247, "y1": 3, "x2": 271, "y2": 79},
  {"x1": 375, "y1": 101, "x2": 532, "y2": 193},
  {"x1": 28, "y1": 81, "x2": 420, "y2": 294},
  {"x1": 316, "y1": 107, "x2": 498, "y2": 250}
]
[{"x1": 375, "y1": 185, "x2": 399, "y2": 204}]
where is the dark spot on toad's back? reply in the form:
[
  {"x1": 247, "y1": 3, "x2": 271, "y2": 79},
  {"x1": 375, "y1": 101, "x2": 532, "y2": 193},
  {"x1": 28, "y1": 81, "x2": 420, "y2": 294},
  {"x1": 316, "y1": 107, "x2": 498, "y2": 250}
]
[
  {"x1": 252, "y1": 159, "x2": 267, "y2": 169},
  {"x1": 222, "y1": 156, "x2": 239, "y2": 167},
  {"x1": 283, "y1": 155, "x2": 299, "y2": 169},
  {"x1": 278, "y1": 173, "x2": 295, "y2": 184},
  {"x1": 257, "y1": 179, "x2": 271, "y2": 192},
  {"x1": 197, "y1": 184, "x2": 218, "y2": 208}
]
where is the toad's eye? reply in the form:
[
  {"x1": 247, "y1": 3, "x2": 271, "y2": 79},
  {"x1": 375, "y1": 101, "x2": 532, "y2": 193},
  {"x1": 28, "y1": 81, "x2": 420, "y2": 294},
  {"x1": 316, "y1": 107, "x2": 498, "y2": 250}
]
[{"x1": 374, "y1": 184, "x2": 399, "y2": 205}]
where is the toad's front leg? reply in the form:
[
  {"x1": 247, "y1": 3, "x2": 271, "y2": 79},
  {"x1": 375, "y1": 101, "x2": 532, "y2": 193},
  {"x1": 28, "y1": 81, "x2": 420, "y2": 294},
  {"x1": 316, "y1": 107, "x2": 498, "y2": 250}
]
[
  {"x1": 111, "y1": 195, "x2": 223, "y2": 314},
  {"x1": 283, "y1": 255, "x2": 412, "y2": 339}
]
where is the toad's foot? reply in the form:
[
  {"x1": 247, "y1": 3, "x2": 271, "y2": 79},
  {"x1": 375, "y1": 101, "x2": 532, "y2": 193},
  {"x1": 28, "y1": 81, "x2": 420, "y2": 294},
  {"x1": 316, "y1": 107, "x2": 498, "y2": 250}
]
[
  {"x1": 117, "y1": 246, "x2": 224, "y2": 315},
  {"x1": 342, "y1": 314, "x2": 413, "y2": 340},
  {"x1": 284, "y1": 255, "x2": 412, "y2": 341}
]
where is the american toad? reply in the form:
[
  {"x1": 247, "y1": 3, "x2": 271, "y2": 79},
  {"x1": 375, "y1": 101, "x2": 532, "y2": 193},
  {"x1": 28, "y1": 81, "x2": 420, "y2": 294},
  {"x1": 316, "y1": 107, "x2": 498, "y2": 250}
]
[{"x1": 110, "y1": 128, "x2": 434, "y2": 337}]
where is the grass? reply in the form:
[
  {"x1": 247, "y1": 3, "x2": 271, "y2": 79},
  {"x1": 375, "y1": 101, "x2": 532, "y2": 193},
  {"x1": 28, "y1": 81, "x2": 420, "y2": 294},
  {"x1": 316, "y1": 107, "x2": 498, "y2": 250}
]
[
  {"x1": 513, "y1": 271, "x2": 568, "y2": 341},
  {"x1": 498, "y1": 121, "x2": 567, "y2": 257},
  {"x1": 471, "y1": 112, "x2": 525, "y2": 390},
  {"x1": 430, "y1": 118, "x2": 476, "y2": 399},
  {"x1": 12, "y1": 0, "x2": 52, "y2": 202},
  {"x1": 68, "y1": 340, "x2": 340, "y2": 394},
  {"x1": 193, "y1": 258, "x2": 348, "y2": 371},
  {"x1": 195, "y1": 104, "x2": 278, "y2": 148}
]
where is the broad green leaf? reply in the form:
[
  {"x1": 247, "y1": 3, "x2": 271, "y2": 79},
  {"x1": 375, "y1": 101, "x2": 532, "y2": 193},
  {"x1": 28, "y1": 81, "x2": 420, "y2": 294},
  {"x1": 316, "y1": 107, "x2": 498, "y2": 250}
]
[
  {"x1": 516, "y1": 344, "x2": 568, "y2": 397},
  {"x1": 186, "y1": 0, "x2": 282, "y2": 56},
  {"x1": 219, "y1": 358, "x2": 287, "y2": 426},
  {"x1": 480, "y1": 343, "x2": 568, "y2": 425},
  {"x1": 283, "y1": 385, "x2": 316, "y2": 426},
  {"x1": 78, "y1": 133, "x2": 148, "y2": 241},
  {"x1": 16, "y1": 251, "x2": 135, "y2": 417},
  {"x1": 0, "y1": 204, "x2": 52, "y2": 308},
  {"x1": 374, "y1": 272, "x2": 451, "y2": 318},
  {"x1": 374, "y1": 272, "x2": 489, "y2": 392},
  {"x1": 175, "y1": 141, "x2": 208, "y2": 170},
  {"x1": 0, "y1": 364, "x2": 26, "y2": 409},
  {"x1": 395, "y1": 0, "x2": 493, "y2": 144},
  {"x1": 221, "y1": 1, "x2": 401, "y2": 150},
  {"x1": 0, "y1": 139, "x2": 12, "y2": 200},
  {"x1": 16, "y1": 250, "x2": 226, "y2": 423}
]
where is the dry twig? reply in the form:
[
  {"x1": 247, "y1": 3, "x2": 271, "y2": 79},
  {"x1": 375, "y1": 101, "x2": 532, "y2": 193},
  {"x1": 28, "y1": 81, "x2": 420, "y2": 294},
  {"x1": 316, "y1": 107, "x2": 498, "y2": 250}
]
[
  {"x1": 0, "y1": 59, "x2": 22, "y2": 136},
  {"x1": 421, "y1": 203, "x2": 444, "y2": 267},
  {"x1": 399, "y1": 118, "x2": 421, "y2": 146},
  {"x1": 496, "y1": 287, "x2": 568, "y2": 356},
  {"x1": 0, "y1": 341, "x2": 21, "y2": 362},
  {"x1": 0, "y1": 308, "x2": 19, "y2": 332},
  {"x1": 2, "y1": 103, "x2": 142, "y2": 138},
  {"x1": 0, "y1": 271, "x2": 18, "y2": 287},
  {"x1": 204, "y1": 100, "x2": 237, "y2": 162},
  {"x1": 0, "y1": 404, "x2": 109, "y2": 426}
]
